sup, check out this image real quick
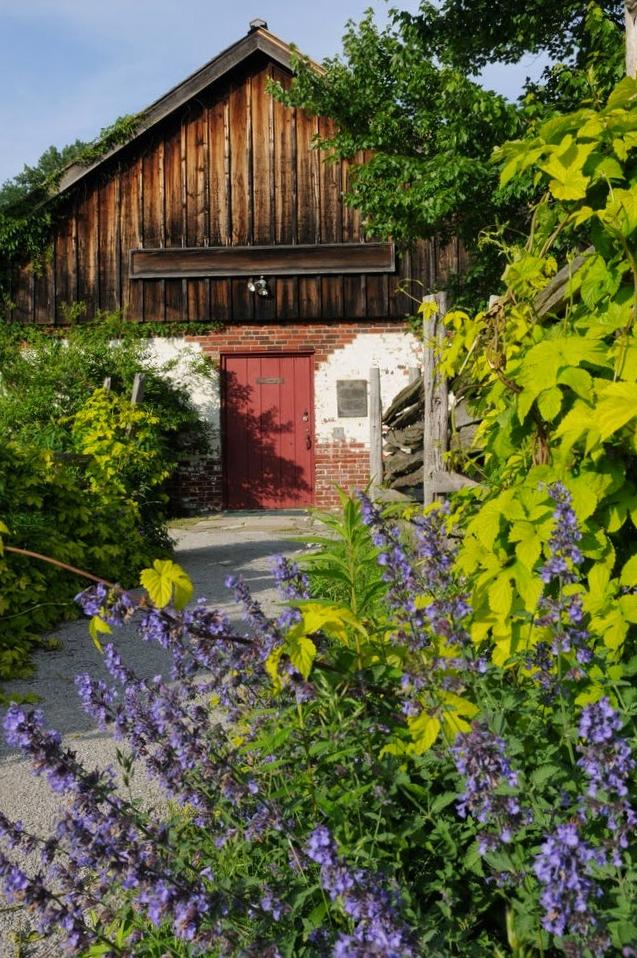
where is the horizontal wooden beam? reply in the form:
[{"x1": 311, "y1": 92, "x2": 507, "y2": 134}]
[{"x1": 129, "y1": 243, "x2": 395, "y2": 279}]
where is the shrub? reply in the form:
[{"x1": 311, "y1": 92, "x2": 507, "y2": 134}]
[
  {"x1": 0, "y1": 402, "x2": 170, "y2": 685},
  {"x1": 0, "y1": 315, "x2": 211, "y2": 466},
  {"x1": 1, "y1": 487, "x2": 636, "y2": 957},
  {"x1": 0, "y1": 316, "x2": 213, "y2": 684}
]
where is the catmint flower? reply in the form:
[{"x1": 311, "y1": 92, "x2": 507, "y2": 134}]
[
  {"x1": 577, "y1": 698, "x2": 636, "y2": 854},
  {"x1": 540, "y1": 482, "x2": 583, "y2": 584},
  {"x1": 271, "y1": 554, "x2": 310, "y2": 600},
  {"x1": 534, "y1": 823, "x2": 607, "y2": 949},
  {"x1": 75, "y1": 583, "x2": 135, "y2": 626},
  {"x1": 452, "y1": 722, "x2": 530, "y2": 852},
  {"x1": 225, "y1": 574, "x2": 282, "y2": 661},
  {"x1": 357, "y1": 491, "x2": 426, "y2": 647},
  {"x1": 532, "y1": 483, "x2": 593, "y2": 674},
  {"x1": 306, "y1": 827, "x2": 416, "y2": 957}
]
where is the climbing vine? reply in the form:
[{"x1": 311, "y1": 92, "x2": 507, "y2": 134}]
[
  {"x1": 0, "y1": 114, "x2": 140, "y2": 306},
  {"x1": 438, "y1": 75, "x2": 637, "y2": 667}
]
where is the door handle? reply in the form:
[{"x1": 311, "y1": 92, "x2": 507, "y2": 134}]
[{"x1": 305, "y1": 435, "x2": 312, "y2": 450}]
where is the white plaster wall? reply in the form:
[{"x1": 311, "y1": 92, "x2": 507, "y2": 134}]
[
  {"x1": 144, "y1": 332, "x2": 421, "y2": 453},
  {"x1": 145, "y1": 338, "x2": 221, "y2": 455},
  {"x1": 314, "y1": 331, "x2": 422, "y2": 444}
]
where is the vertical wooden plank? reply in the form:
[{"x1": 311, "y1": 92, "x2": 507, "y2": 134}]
[
  {"x1": 369, "y1": 367, "x2": 383, "y2": 486},
  {"x1": 186, "y1": 104, "x2": 210, "y2": 322},
  {"x1": 229, "y1": 75, "x2": 253, "y2": 322},
  {"x1": 362, "y1": 151, "x2": 387, "y2": 317},
  {"x1": 341, "y1": 155, "x2": 365, "y2": 318},
  {"x1": 391, "y1": 247, "x2": 414, "y2": 319},
  {"x1": 366, "y1": 274, "x2": 389, "y2": 319},
  {"x1": 163, "y1": 124, "x2": 184, "y2": 323},
  {"x1": 208, "y1": 95, "x2": 231, "y2": 324},
  {"x1": 180, "y1": 119, "x2": 188, "y2": 321},
  {"x1": 54, "y1": 211, "x2": 74, "y2": 323},
  {"x1": 209, "y1": 97, "x2": 230, "y2": 245},
  {"x1": 114, "y1": 170, "x2": 122, "y2": 312},
  {"x1": 296, "y1": 107, "x2": 321, "y2": 319},
  {"x1": 142, "y1": 140, "x2": 166, "y2": 322},
  {"x1": 251, "y1": 66, "x2": 276, "y2": 322},
  {"x1": 422, "y1": 291, "x2": 449, "y2": 506},
  {"x1": 251, "y1": 66, "x2": 274, "y2": 245},
  {"x1": 76, "y1": 185, "x2": 98, "y2": 320},
  {"x1": 13, "y1": 266, "x2": 32, "y2": 324},
  {"x1": 272, "y1": 67, "x2": 298, "y2": 320},
  {"x1": 34, "y1": 249, "x2": 54, "y2": 325},
  {"x1": 318, "y1": 116, "x2": 343, "y2": 320},
  {"x1": 120, "y1": 156, "x2": 144, "y2": 322},
  {"x1": 98, "y1": 176, "x2": 118, "y2": 313},
  {"x1": 228, "y1": 77, "x2": 251, "y2": 246}
]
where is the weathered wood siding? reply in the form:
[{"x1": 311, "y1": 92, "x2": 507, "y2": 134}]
[{"x1": 10, "y1": 54, "x2": 464, "y2": 325}]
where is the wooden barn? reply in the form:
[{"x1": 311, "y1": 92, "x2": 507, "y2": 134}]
[{"x1": 9, "y1": 21, "x2": 462, "y2": 511}]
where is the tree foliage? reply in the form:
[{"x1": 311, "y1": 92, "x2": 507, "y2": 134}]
[
  {"x1": 0, "y1": 115, "x2": 139, "y2": 306},
  {"x1": 398, "y1": 0, "x2": 623, "y2": 69},
  {"x1": 272, "y1": 1, "x2": 624, "y2": 300}
]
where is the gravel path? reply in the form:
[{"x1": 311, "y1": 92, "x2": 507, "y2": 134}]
[{"x1": 0, "y1": 511, "x2": 319, "y2": 957}]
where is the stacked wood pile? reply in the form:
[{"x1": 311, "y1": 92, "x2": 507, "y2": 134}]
[{"x1": 382, "y1": 377, "x2": 479, "y2": 495}]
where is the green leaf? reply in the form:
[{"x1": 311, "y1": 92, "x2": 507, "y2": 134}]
[
  {"x1": 588, "y1": 562, "x2": 611, "y2": 597},
  {"x1": 509, "y1": 522, "x2": 542, "y2": 569},
  {"x1": 620, "y1": 554, "x2": 637, "y2": 587},
  {"x1": 539, "y1": 137, "x2": 595, "y2": 200},
  {"x1": 595, "y1": 382, "x2": 637, "y2": 440},
  {"x1": 580, "y1": 254, "x2": 622, "y2": 308},
  {"x1": 407, "y1": 711, "x2": 441, "y2": 755},
  {"x1": 531, "y1": 764, "x2": 561, "y2": 788},
  {"x1": 606, "y1": 76, "x2": 637, "y2": 110},
  {"x1": 430, "y1": 791, "x2": 458, "y2": 814},
  {"x1": 537, "y1": 386, "x2": 562, "y2": 421},
  {"x1": 286, "y1": 634, "x2": 317, "y2": 679},
  {"x1": 296, "y1": 602, "x2": 366, "y2": 641},
  {"x1": 488, "y1": 574, "x2": 512, "y2": 617},
  {"x1": 557, "y1": 366, "x2": 593, "y2": 400},
  {"x1": 599, "y1": 186, "x2": 637, "y2": 238},
  {"x1": 600, "y1": 608, "x2": 628, "y2": 650},
  {"x1": 513, "y1": 561, "x2": 543, "y2": 609},
  {"x1": 88, "y1": 615, "x2": 111, "y2": 653},
  {"x1": 140, "y1": 559, "x2": 193, "y2": 610},
  {"x1": 554, "y1": 399, "x2": 599, "y2": 455},
  {"x1": 619, "y1": 594, "x2": 637, "y2": 624},
  {"x1": 463, "y1": 840, "x2": 484, "y2": 876}
]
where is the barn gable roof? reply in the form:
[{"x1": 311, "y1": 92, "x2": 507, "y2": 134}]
[{"x1": 57, "y1": 24, "x2": 302, "y2": 195}]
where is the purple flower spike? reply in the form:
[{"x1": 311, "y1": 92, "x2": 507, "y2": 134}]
[
  {"x1": 534, "y1": 823, "x2": 607, "y2": 949},
  {"x1": 306, "y1": 826, "x2": 416, "y2": 957},
  {"x1": 452, "y1": 722, "x2": 530, "y2": 853}
]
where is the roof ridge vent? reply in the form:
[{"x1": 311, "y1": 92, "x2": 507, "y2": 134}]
[{"x1": 249, "y1": 18, "x2": 268, "y2": 32}]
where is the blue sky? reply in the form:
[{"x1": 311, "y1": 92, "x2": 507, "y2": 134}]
[{"x1": 0, "y1": 0, "x2": 549, "y2": 184}]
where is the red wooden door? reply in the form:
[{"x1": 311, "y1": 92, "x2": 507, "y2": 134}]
[{"x1": 222, "y1": 353, "x2": 314, "y2": 509}]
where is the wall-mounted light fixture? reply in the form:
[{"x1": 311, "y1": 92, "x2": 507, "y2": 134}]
[{"x1": 247, "y1": 275, "x2": 271, "y2": 298}]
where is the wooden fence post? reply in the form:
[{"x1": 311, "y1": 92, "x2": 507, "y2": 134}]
[
  {"x1": 627, "y1": 0, "x2": 637, "y2": 77},
  {"x1": 422, "y1": 291, "x2": 449, "y2": 506},
  {"x1": 369, "y1": 367, "x2": 383, "y2": 489},
  {"x1": 130, "y1": 373, "x2": 145, "y2": 406}
]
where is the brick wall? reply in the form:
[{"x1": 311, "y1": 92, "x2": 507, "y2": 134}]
[
  {"x1": 167, "y1": 455, "x2": 223, "y2": 515},
  {"x1": 164, "y1": 320, "x2": 414, "y2": 511},
  {"x1": 185, "y1": 320, "x2": 409, "y2": 365},
  {"x1": 314, "y1": 438, "x2": 370, "y2": 508}
]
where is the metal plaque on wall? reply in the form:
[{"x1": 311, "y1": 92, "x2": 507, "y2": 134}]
[{"x1": 337, "y1": 379, "x2": 368, "y2": 417}]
